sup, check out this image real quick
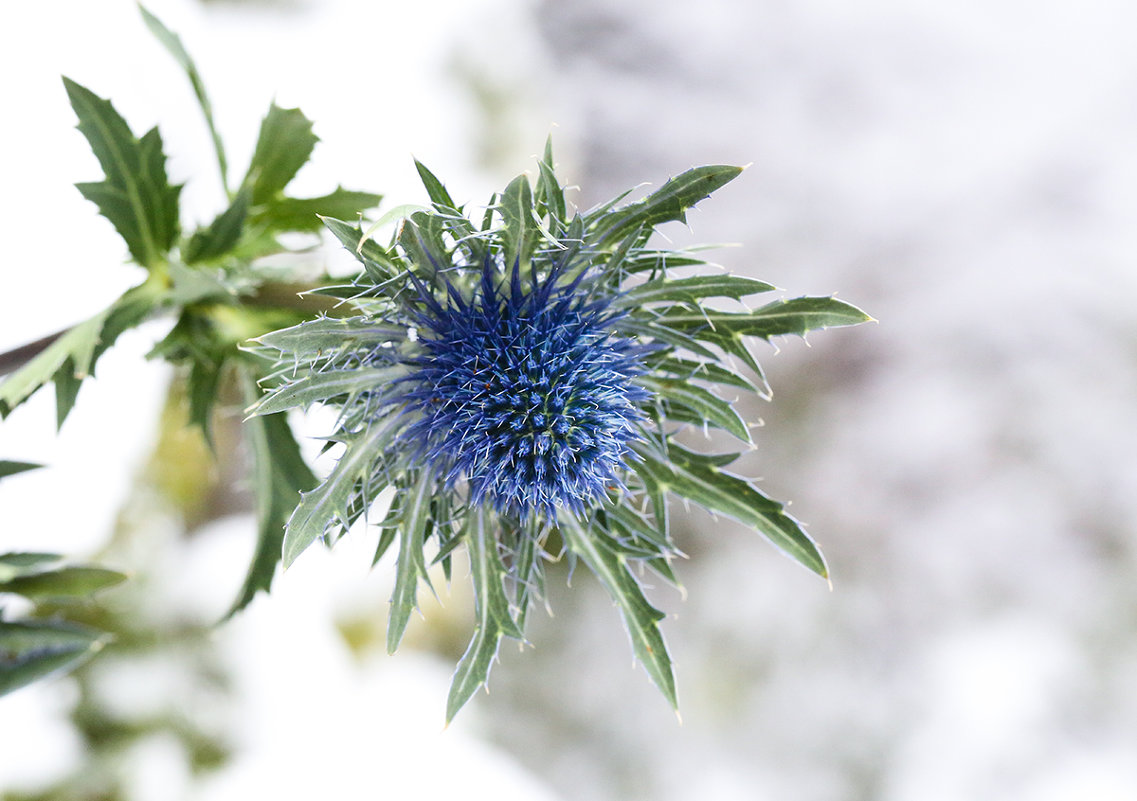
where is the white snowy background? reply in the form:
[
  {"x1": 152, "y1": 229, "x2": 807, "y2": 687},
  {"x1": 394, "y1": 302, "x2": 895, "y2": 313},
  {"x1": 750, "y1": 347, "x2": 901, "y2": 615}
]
[{"x1": 3, "y1": 1, "x2": 1137, "y2": 799}]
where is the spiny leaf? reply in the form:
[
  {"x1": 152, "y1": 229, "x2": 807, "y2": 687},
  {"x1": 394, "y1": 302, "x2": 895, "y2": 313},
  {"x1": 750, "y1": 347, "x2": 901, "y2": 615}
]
[
  {"x1": 387, "y1": 470, "x2": 435, "y2": 654},
  {"x1": 591, "y1": 165, "x2": 743, "y2": 246},
  {"x1": 650, "y1": 355, "x2": 760, "y2": 393},
  {"x1": 446, "y1": 507, "x2": 524, "y2": 722},
  {"x1": 615, "y1": 274, "x2": 776, "y2": 309},
  {"x1": 64, "y1": 77, "x2": 181, "y2": 269},
  {"x1": 282, "y1": 418, "x2": 397, "y2": 567},
  {"x1": 561, "y1": 517, "x2": 677, "y2": 711},
  {"x1": 499, "y1": 174, "x2": 538, "y2": 267},
  {"x1": 633, "y1": 441, "x2": 827, "y2": 579},
  {"x1": 0, "y1": 620, "x2": 108, "y2": 697},
  {"x1": 414, "y1": 159, "x2": 458, "y2": 210},
  {"x1": 254, "y1": 317, "x2": 406, "y2": 357},
  {"x1": 637, "y1": 375, "x2": 751, "y2": 443},
  {"x1": 248, "y1": 367, "x2": 403, "y2": 416},
  {"x1": 661, "y1": 296, "x2": 873, "y2": 340}
]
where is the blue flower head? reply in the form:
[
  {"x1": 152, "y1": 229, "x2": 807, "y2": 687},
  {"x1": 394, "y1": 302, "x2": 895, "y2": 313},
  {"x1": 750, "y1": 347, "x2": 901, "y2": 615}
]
[
  {"x1": 396, "y1": 260, "x2": 652, "y2": 520},
  {"x1": 250, "y1": 145, "x2": 869, "y2": 721}
]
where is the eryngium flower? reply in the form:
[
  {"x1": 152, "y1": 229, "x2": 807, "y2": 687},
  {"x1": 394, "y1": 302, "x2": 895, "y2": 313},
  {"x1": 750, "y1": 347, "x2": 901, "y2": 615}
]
[
  {"x1": 396, "y1": 262, "x2": 651, "y2": 519},
  {"x1": 249, "y1": 148, "x2": 870, "y2": 722}
]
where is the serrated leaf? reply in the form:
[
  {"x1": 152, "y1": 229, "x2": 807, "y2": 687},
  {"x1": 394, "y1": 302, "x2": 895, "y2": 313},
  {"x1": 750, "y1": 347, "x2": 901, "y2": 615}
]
[
  {"x1": 184, "y1": 187, "x2": 250, "y2": 264},
  {"x1": 0, "y1": 281, "x2": 161, "y2": 424},
  {"x1": 446, "y1": 507, "x2": 523, "y2": 722},
  {"x1": 0, "y1": 620, "x2": 108, "y2": 697},
  {"x1": 591, "y1": 165, "x2": 743, "y2": 246},
  {"x1": 139, "y1": 3, "x2": 228, "y2": 192},
  {"x1": 282, "y1": 417, "x2": 397, "y2": 567},
  {"x1": 252, "y1": 188, "x2": 382, "y2": 233},
  {"x1": 244, "y1": 104, "x2": 317, "y2": 205},
  {"x1": 64, "y1": 77, "x2": 181, "y2": 268},
  {"x1": 254, "y1": 317, "x2": 406, "y2": 357},
  {"x1": 499, "y1": 174, "x2": 538, "y2": 267},
  {"x1": 650, "y1": 355, "x2": 759, "y2": 393},
  {"x1": 321, "y1": 216, "x2": 402, "y2": 282},
  {"x1": 227, "y1": 372, "x2": 317, "y2": 618},
  {"x1": 560, "y1": 516, "x2": 677, "y2": 711},
  {"x1": 249, "y1": 367, "x2": 402, "y2": 416},
  {"x1": 387, "y1": 470, "x2": 435, "y2": 654},
  {"x1": 661, "y1": 296, "x2": 872, "y2": 340},
  {"x1": 615, "y1": 274, "x2": 776, "y2": 309},
  {"x1": 0, "y1": 566, "x2": 126, "y2": 600},
  {"x1": 633, "y1": 442, "x2": 827, "y2": 578},
  {"x1": 534, "y1": 136, "x2": 566, "y2": 226},
  {"x1": 611, "y1": 317, "x2": 718, "y2": 361},
  {"x1": 637, "y1": 375, "x2": 751, "y2": 443}
]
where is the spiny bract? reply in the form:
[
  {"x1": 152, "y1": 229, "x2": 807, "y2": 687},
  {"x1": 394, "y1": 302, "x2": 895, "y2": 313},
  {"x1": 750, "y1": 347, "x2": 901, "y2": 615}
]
[{"x1": 249, "y1": 144, "x2": 870, "y2": 721}]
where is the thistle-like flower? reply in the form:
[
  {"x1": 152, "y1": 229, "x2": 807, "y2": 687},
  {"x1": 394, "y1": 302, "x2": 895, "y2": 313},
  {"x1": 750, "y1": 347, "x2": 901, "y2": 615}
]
[{"x1": 249, "y1": 142, "x2": 869, "y2": 720}]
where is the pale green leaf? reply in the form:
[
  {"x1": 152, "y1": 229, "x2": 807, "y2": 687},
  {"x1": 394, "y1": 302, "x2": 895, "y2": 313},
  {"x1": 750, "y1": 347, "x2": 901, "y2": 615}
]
[
  {"x1": 249, "y1": 367, "x2": 402, "y2": 416},
  {"x1": 0, "y1": 567, "x2": 126, "y2": 601},
  {"x1": 387, "y1": 470, "x2": 435, "y2": 654}
]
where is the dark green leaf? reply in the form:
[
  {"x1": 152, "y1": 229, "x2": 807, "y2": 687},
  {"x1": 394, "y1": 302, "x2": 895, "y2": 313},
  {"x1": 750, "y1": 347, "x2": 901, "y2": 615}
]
[
  {"x1": 0, "y1": 620, "x2": 108, "y2": 697},
  {"x1": 0, "y1": 462, "x2": 42, "y2": 481},
  {"x1": 321, "y1": 216, "x2": 401, "y2": 282},
  {"x1": 184, "y1": 187, "x2": 250, "y2": 263},
  {"x1": 637, "y1": 375, "x2": 751, "y2": 443},
  {"x1": 561, "y1": 517, "x2": 677, "y2": 711},
  {"x1": 633, "y1": 442, "x2": 827, "y2": 579},
  {"x1": 64, "y1": 77, "x2": 181, "y2": 268},
  {"x1": 650, "y1": 355, "x2": 760, "y2": 393},
  {"x1": 252, "y1": 188, "x2": 382, "y2": 233},
  {"x1": 139, "y1": 3, "x2": 228, "y2": 193},
  {"x1": 227, "y1": 372, "x2": 317, "y2": 618},
  {"x1": 243, "y1": 104, "x2": 317, "y2": 205}
]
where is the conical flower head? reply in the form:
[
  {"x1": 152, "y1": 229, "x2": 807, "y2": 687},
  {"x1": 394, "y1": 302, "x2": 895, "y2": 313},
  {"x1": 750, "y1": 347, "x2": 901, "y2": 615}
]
[{"x1": 397, "y1": 262, "x2": 651, "y2": 519}]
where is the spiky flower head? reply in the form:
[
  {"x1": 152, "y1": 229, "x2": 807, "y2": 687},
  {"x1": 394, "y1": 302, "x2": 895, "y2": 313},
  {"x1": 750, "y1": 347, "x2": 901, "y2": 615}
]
[
  {"x1": 250, "y1": 142, "x2": 870, "y2": 721},
  {"x1": 397, "y1": 261, "x2": 652, "y2": 520}
]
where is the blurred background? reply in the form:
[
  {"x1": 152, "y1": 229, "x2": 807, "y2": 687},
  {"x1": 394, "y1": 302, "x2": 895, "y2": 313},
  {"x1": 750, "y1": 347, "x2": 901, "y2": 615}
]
[{"x1": 3, "y1": 0, "x2": 1137, "y2": 799}]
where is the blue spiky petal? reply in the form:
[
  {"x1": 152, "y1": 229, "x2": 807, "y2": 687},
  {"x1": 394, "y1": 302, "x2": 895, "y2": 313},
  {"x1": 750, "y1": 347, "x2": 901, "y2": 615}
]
[{"x1": 394, "y1": 261, "x2": 651, "y2": 520}]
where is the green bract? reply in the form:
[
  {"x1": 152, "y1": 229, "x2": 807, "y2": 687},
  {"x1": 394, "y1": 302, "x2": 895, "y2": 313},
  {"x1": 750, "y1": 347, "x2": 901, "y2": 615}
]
[{"x1": 249, "y1": 143, "x2": 871, "y2": 720}]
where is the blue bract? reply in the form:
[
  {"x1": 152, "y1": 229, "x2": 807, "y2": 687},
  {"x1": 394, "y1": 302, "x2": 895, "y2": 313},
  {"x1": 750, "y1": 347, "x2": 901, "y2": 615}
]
[
  {"x1": 396, "y1": 261, "x2": 652, "y2": 520},
  {"x1": 248, "y1": 143, "x2": 870, "y2": 721}
]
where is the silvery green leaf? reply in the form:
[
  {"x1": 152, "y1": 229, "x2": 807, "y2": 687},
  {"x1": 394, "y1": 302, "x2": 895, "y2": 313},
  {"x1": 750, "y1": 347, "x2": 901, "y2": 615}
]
[
  {"x1": 254, "y1": 317, "x2": 406, "y2": 357},
  {"x1": 561, "y1": 517, "x2": 677, "y2": 712},
  {"x1": 446, "y1": 507, "x2": 523, "y2": 722},
  {"x1": 634, "y1": 442, "x2": 827, "y2": 579},
  {"x1": 636, "y1": 375, "x2": 751, "y2": 444},
  {"x1": 615, "y1": 275, "x2": 776, "y2": 308},
  {"x1": 661, "y1": 296, "x2": 873, "y2": 339},
  {"x1": 387, "y1": 470, "x2": 435, "y2": 653},
  {"x1": 249, "y1": 367, "x2": 402, "y2": 416}
]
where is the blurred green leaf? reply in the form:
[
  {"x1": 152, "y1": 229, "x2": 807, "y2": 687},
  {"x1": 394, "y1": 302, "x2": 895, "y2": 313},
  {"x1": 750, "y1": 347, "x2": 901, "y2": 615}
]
[
  {"x1": 0, "y1": 461, "x2": 42, "y2": 481},
  {"x1": 0, "y1": 553, "x2": 62, "y2": 583},
  {"x1": 0, "y1": 619, "x2": 108, "y2": 697},
  {"x1": 64, "y1": 77, "x2": 181, "y2": 269},
  {"x1": 252, "y1": 187, "x2": 382, "y2": 234},
  {"x1": 0, "y1": 566, "x2": 126, "y2": 600}
]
